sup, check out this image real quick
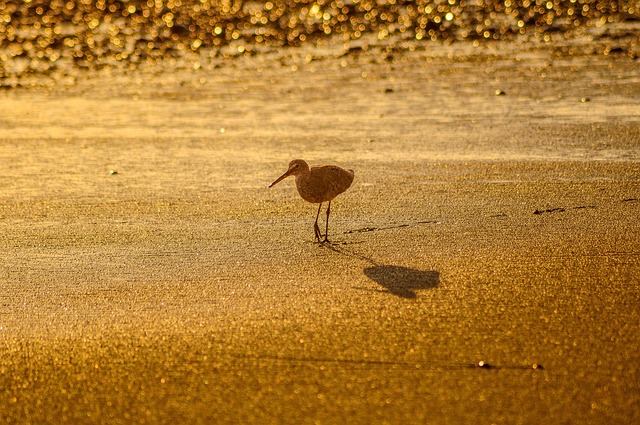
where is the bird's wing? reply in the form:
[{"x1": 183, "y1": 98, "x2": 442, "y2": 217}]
[{"x1": 313, "y1": 165, "x2": 354, "y2": 199}]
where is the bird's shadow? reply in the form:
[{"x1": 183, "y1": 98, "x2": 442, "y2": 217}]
[
  {"x1": 362, "y1": 265, "x2": 439, "y2": 299},
  {"x1": 323, "y1": 244, "x2": 439, "y2": 299}
]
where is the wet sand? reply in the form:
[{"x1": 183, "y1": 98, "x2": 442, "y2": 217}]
[{"x1": 1, "y1": 38, "x2": 639, "y2": 423}]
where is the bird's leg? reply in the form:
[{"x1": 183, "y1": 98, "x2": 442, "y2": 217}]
[
  {"x1": 314, "y1": 202, "x2": 323, "y2": 242},
  {"x1": 323, "y1": 201, "x2": 331, "y2": 243}
]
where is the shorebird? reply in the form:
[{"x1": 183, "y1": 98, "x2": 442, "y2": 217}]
[{"x1": 269, "y1": 159, "x2": 354, "y2": 242}]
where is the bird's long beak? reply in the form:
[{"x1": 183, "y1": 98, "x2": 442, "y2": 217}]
[{"x1": 269, "y1": 169, "x2": 292, "y2": 188}]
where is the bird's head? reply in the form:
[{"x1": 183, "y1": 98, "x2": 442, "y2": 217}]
[{"x1": 269, "y1": 159, "x2": 309, "y2": 187}]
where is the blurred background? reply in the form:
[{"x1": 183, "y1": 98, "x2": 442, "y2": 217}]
[{"x1": 1, "y1": 0, "x2": 638, "y2": 78}]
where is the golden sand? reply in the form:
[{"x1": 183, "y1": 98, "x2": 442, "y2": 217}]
[{"x1": 1, "y1": 38, "x2": 639, "y2": 423}]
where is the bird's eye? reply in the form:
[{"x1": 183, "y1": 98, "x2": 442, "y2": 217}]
[{"x1": 293, "y1": 164, "x2": 299, "y2": 168}]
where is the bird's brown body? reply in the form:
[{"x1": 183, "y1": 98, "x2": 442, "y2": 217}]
[{"x1": 269, "y1": 159, "x2": 354, "y2": 242}]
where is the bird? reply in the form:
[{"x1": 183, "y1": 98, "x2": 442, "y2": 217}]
[{"x1": 269, "y1": 159, "x2": 354, "y2": 243}]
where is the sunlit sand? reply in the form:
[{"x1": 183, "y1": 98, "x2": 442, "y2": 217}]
[{"x1": 0, "y1": 2, "x2": 639, "y2": 424}]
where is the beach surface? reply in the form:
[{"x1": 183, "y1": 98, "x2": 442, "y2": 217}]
[{"x1": 1, "y1": 37, "x2": 639, "y2": 423}]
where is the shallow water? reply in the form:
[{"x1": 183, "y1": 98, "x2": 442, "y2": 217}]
[
  {"x1": 1, "y1": 0, "x2": 639, "y2": 78},
  {"x1": 1, "y1": 40, "x2": 638, "y2": 171}
]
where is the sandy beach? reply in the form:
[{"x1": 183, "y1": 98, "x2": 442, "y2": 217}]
[{"x1": 1, "y1": 28, "x2": 640, "y2": 424}]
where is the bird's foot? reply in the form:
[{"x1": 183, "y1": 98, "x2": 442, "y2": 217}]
[
  {"x1": 314, "y1": 232, "x2": 331, "y2": 245},
  {"x1": 315, "y1": 235, "x2": 330, "y2": 244}
]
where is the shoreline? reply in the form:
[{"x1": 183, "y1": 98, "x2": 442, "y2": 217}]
[{"x1": 2, "y1": 25, "x2": 639, "y2": 90}]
